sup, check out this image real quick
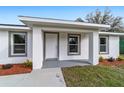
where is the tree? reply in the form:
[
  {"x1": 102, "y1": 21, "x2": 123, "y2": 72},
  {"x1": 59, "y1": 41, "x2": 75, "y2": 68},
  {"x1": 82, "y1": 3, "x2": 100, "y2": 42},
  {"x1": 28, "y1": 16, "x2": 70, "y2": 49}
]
[
  {"x1": 75, "y1": 17, "x2": 84, "y2": 22},
  {"x1": 76, "y1": 8, "x2": 124, "y2": 32}
]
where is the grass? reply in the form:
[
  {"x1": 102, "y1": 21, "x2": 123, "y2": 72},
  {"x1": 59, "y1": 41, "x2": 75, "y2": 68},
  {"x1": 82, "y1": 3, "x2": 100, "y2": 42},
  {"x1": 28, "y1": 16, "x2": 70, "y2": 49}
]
[
  {"x1": 117, "y1": 64, "x2": 124, "y2": 69},
  {"x1": 62, "y1": 65, "x2": 124, "y2": 87}
]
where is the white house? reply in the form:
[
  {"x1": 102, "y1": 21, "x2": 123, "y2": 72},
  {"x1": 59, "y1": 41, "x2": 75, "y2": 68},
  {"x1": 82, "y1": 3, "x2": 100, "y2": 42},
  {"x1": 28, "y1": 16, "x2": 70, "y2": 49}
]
[{"x1": 0, "y1": 16, "x2": 123, "y2": 69}]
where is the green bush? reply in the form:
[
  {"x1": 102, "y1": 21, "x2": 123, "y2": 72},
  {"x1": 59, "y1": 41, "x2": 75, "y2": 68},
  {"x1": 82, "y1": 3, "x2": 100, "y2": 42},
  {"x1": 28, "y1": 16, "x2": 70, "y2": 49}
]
[
  {"x1": 99, "y1": 56, "x2": 104, "y2": 62},
  {"x1": 2, "y1": 64, "x2": 13, "y2": 69},
  {"x1": 116, "y1": 55, "x2": 124, "y2": 61},
  {"x1": 23, "y1": 60, "x2": 32, "y2": 68},
  {"x1": 107, "y1": 57, "x2": 115, "y2": 62}
]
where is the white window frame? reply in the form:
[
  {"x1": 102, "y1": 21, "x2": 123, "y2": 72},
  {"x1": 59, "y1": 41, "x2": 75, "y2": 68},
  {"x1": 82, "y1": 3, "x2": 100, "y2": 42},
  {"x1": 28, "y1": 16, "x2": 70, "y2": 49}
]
[
  {"x1": 10, "y1": 32, "x2": 27, "y2": 56},
  {"x1": 99, "y1": 36, "x2": 109, "y2": 54},
  {"x1": 68, "y1": 34, "x2": 80, "y2": 55}
]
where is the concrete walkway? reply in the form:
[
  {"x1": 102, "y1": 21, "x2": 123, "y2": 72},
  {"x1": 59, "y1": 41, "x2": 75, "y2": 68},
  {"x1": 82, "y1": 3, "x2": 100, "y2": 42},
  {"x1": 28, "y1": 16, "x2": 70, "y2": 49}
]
[{"x1": 0, "y1": 68, "x2": 66, "y2": 87}]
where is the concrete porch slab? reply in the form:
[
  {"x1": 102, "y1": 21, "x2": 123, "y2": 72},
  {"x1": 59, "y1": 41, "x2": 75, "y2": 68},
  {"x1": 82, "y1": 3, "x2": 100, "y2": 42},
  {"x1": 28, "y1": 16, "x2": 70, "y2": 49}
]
[{"x1": 43, "y1": 60, "x2": 91, "y2": 68}]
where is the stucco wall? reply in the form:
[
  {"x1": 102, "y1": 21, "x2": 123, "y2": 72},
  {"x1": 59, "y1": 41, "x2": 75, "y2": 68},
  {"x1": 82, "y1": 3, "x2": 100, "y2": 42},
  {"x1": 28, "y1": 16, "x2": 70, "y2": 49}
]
[
  {"x1": 99, "y1": 35, "x2": 119, "y2": 58},
  {"x1": 0, "y1": 30, "x2": 32, "y2": 64},
  {"x1": 89, "y1": 32, "x2": 99, "y2": 65},
  {"x1": 59, "y1": 32, "x2": 89, "y2": 61},
  {"x1": 32, "y1": 27, "x2": 43, "y2": 69}
]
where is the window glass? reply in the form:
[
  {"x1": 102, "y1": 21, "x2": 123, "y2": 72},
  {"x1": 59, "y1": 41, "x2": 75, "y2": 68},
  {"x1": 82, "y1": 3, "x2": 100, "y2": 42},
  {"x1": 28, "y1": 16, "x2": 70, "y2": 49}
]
[
  {"x1": 68, "y1": 34, "x2": 80, "y2": 55},
  {"x1": 100, "y1": 45, "x2": 106, "y2": 52},
  {"x1": 99, "y1": 36, "x2": 108, "y2": 53},
  {"x1": 14, "y1": 34, "x2": 25, "y2": 43},
  {"x1": 100, "y1": 38, "x2": 106, "y2": 44},
  {"x1": 10, "y1": 32, "x2": 27, "y2": 56},
  {"x1": 69, "y1": 36, "x2": 78, "y2": 44},
  {"x1": 14, "y1": 45, "x2": 25, "y2": 53},
  {"x1": 69, "y1": 45, "x2": 78, "y2": 52}
]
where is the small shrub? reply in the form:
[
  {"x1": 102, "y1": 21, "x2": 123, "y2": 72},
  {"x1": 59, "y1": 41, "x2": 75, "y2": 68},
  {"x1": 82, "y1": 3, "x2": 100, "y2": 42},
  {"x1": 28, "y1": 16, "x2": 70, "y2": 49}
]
[
  {"x1": 23, "y1": 60, "x2": 32, "y2": 68},
  {"x1": 99, "y1": 56, "x2": 104, "y2": 62},
  {"x1": 107, "y1": 57, "x2": 115, "y2": 62},
  {"x1": 0, "y1": 66, "x2": 2, "y2": 69},
  {"x1": 2, "y1": 64, "x2": 13, "y2": 69},
  {"x1": 116, "y1": 56, "x2": 123, "y2": 61},
  {"x1": 116, "y1": 55, "x2": 124, "y2": 61}
]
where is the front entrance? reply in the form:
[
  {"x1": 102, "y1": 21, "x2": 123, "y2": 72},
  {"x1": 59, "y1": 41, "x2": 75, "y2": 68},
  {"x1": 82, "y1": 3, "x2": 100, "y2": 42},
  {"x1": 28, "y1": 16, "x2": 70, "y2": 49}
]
[{"x1": 45, "y1": 33, "x2": 58, "y2": 60}]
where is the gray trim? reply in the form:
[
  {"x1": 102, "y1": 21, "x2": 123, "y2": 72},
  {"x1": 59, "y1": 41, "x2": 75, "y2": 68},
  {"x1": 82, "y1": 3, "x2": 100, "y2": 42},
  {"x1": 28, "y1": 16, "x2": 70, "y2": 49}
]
[
  {"x1": 9, "y1": 31, "x2": 27, "y2": 57},
  {"x1": 43, "y1": 32, "x2": 59, "y2": 61},
  {"x1": 67, "y1": 34, "x2": 81, "y2": 55},
  {"x1": 99, "y1": 35, "x2": 109, "y2": 54}
]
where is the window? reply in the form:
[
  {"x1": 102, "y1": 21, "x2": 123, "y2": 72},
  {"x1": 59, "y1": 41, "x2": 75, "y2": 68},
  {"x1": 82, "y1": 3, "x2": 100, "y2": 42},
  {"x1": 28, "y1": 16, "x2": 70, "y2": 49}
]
[
  {"x1": 99, "y1": 36, "x2": 109, "y2": 53},
  {"x1": 10, "y1": 32, "x2": 27, "y2": 56},
  {"x1": 68, "y1": 34, "x2": 80, "y2": 55}
]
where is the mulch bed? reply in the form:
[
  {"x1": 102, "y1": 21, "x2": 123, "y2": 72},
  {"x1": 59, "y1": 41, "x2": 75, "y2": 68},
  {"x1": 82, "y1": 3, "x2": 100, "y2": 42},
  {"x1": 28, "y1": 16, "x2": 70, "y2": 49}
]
[
  {"x1": 0, "y1": 64, "x2": 32, "y2": 76},
  {"x1": 99, "y1": 60, "x2": 124, "y2": 67}
]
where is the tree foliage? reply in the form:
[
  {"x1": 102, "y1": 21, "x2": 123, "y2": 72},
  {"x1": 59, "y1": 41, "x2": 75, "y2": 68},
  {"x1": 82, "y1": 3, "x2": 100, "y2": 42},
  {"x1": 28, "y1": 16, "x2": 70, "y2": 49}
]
[
  {"x1": 75, "y1": 17, "x2": 84, "y2": 22},
  {"x1": 76, "y1": 9, "x2": 124, "y2": 32}
]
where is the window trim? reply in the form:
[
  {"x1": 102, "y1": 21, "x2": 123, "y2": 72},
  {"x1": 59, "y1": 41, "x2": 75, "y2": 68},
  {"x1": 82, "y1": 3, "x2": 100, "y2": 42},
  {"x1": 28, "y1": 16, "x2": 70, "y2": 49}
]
[
  {"x1": 9, "y1": 32, "x2": 27, "y2": 57},
  {"x1": 99, "y1": 36, "x2": 109, "y2": 54},
  {"x1": 67, "y1": 34, "x2": 81, "y2": 55}
]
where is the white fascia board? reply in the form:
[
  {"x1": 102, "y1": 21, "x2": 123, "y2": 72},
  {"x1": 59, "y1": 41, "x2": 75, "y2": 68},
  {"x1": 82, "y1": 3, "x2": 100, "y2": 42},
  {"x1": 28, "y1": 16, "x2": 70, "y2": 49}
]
[
  {"x1": 19, "y1": 16, "x2": 110, "y2": 29},
  {"x1": 41, "y1": 26, "x2": 98, "y2": 32},
  {"x1": 99, "y1": 32, "x2": 124, "y2": 36},
  {"x1": 0, "y1": 25, "x2": 30, "y2": 30}
]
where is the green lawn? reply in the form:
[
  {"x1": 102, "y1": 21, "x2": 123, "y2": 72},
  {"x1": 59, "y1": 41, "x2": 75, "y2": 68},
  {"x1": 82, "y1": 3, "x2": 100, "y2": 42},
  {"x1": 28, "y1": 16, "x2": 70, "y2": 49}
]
[
  {"x1": 117, "y1": 64, "x2": 124, "y2": 69},
  {"x1": 62, "y1": 65, "x2": 124, "y2": 87}
]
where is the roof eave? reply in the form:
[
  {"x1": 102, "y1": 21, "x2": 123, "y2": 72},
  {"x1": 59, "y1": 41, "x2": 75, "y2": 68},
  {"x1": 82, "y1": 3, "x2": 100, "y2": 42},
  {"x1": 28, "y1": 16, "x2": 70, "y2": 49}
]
[
  {"x1": 0, "y1": 25, "x2": 30, "y2": 30},
  {"x1": 99, "y1": 32, "x2": 124, "y2": 36},
  {"x1": 19, "y1": 16, "x2": 110, "y2": 29}
]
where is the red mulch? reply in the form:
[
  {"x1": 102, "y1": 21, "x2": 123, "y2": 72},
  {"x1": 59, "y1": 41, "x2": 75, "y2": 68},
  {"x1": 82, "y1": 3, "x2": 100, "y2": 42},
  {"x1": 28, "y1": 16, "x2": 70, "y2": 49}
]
[
  {"x1": 0, "y1": 64, "x2": 32, "y2": 76},
  {"x1": 99, "y1": 60, "x2": 124, "y2": 67}
]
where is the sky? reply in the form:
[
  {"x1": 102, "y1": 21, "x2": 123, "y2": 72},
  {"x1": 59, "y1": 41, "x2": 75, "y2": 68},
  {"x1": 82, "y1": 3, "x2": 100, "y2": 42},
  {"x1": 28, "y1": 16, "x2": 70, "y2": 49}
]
[{"x1": 0, "y1": 6, "x2": 124, "y2": 24}]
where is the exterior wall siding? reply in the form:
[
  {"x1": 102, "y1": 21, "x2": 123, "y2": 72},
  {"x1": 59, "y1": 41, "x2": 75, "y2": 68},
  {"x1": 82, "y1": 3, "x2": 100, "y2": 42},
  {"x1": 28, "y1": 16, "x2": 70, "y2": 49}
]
[
  {"x1": 99, "y1": 35, "x2": 119, "y2": 58},
  {"x1": 0, "y1": 30, "x2": 32, "y2": 64},
  {"x1": 59, "y1": 32, "x2": 89, "y2": 61}
]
